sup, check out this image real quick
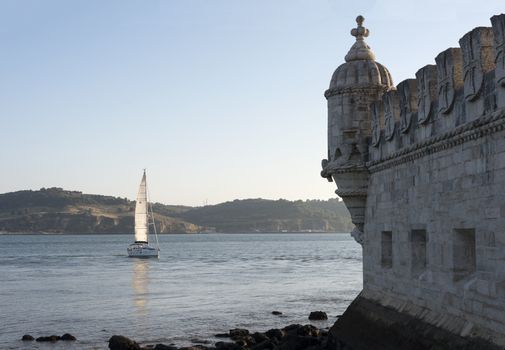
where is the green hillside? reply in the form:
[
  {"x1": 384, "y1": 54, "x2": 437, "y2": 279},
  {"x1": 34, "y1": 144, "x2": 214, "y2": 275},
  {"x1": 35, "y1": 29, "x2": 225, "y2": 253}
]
[{"x1": 0, "y1": 188, "x2": 352, "y2": 234}]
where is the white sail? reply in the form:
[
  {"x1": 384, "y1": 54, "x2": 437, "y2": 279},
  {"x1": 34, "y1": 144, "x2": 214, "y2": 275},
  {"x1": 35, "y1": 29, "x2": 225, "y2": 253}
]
[{"x1": 134, "y1": 171, "x2": 149, "y2": 243}]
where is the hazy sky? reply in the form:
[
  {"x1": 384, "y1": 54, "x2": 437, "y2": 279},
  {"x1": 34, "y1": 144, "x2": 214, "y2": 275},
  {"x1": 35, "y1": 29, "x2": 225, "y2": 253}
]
[{"x1": 1, "y1": 1, "x2": 503, "y2": 205}]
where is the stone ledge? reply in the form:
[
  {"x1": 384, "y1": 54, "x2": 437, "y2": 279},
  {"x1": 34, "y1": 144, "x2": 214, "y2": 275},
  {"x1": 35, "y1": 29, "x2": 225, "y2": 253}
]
[{"x1": 327, "y1": 294, "x2": 502, "y2": 350}]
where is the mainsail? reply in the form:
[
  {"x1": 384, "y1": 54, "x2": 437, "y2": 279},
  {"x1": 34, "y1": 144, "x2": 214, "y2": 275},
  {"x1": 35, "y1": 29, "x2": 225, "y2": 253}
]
[{"x1": 134, "y1": 171, "x2": 149, "y2": 243}]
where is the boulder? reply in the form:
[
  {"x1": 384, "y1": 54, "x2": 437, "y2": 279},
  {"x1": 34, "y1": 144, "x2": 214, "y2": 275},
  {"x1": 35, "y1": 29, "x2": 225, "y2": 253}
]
[
  {"x1": 308, "y1": 311, "x2": 327, "y2": 321},
  {"x1": 282, "y1": 324, "x2": 302, "y2": 335},
  {"x1": 251, "y1": 332, "x2": 269, "y2": 343},
  {"x1": 179, "y1": 346, "x2": 210, "y2": 350},
  {"x1": 297, "y1": 325, "x2": 320, "y2": 337},
  {"x1": 271, "y1": 311, "x2": 282, "y2": 316},
  {"x1": 215, "y1": 341, "x2": 243, "y2": 350},
  {"x1": 36, "y1": 335, "x2": 60, "y2": 342},
  {"x1": 229, "y1": 329, "x2": 249, "y2": 339},
  {"x1": 21, "y1": 334, "x2": 34, "y2": 341},
  {"x1": 108, "y1": 335, "x2": 141, "y2": 350},
  {"x1": 278, "y1": 335, "x2": 321, "y2": 350},
  {"x1": 250, "y1": 340, "x2": 275, "y2": 350},
  {"x1": 265, "y1": 329, "x2": 284, "y2": 341},
  {"x1": 215, "y1": 333, "x2": 230, "y2": 338},
  {"x1": 61, "y1": 333, "x2": 76, "y2": 340},
  {"x1": 153, "y1": 344, "x2": 178, "y2": 350}
]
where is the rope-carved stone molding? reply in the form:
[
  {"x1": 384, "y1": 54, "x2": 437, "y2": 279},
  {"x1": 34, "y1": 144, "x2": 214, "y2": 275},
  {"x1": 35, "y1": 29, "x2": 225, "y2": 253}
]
[
  {"x1": 367, "y1": 108, "x2": 505, "y2": 173},
  {"x1": 324, "y1": 85, "x2": 390, "y2": 99},
  {"x1": 321, "y1": 164, "x2": 368, "y2": 178},
  {"x1": 335, "y1": 189, "x2": 368, "y2": 197}
]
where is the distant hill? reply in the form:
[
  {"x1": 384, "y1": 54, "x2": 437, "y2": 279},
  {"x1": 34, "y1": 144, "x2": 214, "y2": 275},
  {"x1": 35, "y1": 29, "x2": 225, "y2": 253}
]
[
  {"x1": 0, "y1": 188, "x2": 352, "y2": 234},
  {"x1": 177, "y1": 198, "x2": 352, "y2": 233}
]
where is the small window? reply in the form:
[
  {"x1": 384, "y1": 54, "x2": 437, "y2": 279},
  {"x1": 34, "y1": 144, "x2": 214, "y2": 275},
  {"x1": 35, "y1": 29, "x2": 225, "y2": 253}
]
[
  {"x1": 411, "y1": 230, "x2": 427, "y2": 277},
  {"x1": 453, "y1": 229, "x2": 476, "y2": 281},
  {"x1": 381, "y1": 231, "x2": 393, "y2": 268}
]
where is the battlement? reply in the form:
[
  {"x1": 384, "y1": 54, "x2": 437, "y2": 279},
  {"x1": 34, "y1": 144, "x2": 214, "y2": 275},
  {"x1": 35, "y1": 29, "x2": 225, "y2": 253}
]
[{"x1": 368, "y1": 16, "x2": 505, "y2": 166}]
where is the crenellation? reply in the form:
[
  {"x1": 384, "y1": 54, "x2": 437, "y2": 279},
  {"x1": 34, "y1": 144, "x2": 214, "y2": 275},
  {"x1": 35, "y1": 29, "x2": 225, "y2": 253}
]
[
  {"x1": 459, "y1": 27, "x2": 495, "y2": 121},
  {"x1": 382, "y1": 89, "x2": 400, "y2": 141},
  {"x1": 436, "y1": 48, "x2": 464, "y2": 116},
  {"x1": 416, "y1": 64, "x2": 438, "y2": 125},
  {"x1": 397, "y1": 79, "x2": 418, "y2": 134},
  {"x1": 491, "y1": 14, "x2": 505, "y2": 108}
]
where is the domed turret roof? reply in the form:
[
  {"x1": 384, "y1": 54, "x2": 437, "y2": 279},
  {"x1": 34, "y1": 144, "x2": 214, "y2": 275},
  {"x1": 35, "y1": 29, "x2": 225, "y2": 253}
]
[{"x1": 327, "y1": 16, "x2": 393, "y2": 94}]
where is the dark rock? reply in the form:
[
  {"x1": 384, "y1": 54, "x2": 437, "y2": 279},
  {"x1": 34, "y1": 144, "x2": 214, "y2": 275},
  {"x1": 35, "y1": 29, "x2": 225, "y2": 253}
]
[
  {"x1": 179, "y1": 346, "x2": 210, "y2": 350},
  {"x1": 282, "y1": 324, "x2": 302, "y2": 333},
  {"x1": 278, "y1": 335, "x2": 321, "y2": 350},
  {"x1": 215, "y1": 341, "x2": 243, "y2": 350},
  {"x1": 250, "y1": 340, "x2": 275, "y2": 350},
  {"x1": 265, "y1": 328, "x2": 285, "y2": 341},
  {"x1": 192, "y1": 339, "x2": 211, "y2": 344},
  {"x1": 237, "y1": 335, "x2": 256, "y2": 347},
  {"x1": 21, "y1": 334, "x2": 34, "y2": 341},
  {"x1": 215, "y1": 333, "x2": 230, "y2": 338},
  {"x1": 271, "y1": 311, "x2": 282, "y2": 315},
  {"x1": 251, "y1": 332, "x2": 269, "y2": 343},
  {"x1": 36, "y1": 335, "x2": 61, "y2": 342},
  {"x1": 308, "y1": 311, "x2": 328, "y2": 321},
  {"x1": 215, "y1": 334, "x2": 229, "y2": 338},
  {"x1": 61, "y1": 333, "x2": 76, "y2": 341},
  {"x1": 108, "y1": 335, "x2": 141, "y2": 350},
  {"x1": 229, "y1": 328, "x2": 249, "y2": 339},
  {"x1": 153, "y1": 345, "x2": 178, "y2": 350},
  {"x1": 297, "y1": 325, "x2": 320, "y2": 337}
]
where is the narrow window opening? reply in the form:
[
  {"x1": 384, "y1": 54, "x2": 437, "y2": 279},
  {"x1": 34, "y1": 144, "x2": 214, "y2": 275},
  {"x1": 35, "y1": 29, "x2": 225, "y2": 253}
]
[
  {"x1": 453, "y1": 229, "x2": 476, "y2": 281},
  {"x1": 411, "y1": 230, "x2": 427, "y2": 277},
  {"x1": 381, "y1": 231, "x2": 393, "y2": 269}
]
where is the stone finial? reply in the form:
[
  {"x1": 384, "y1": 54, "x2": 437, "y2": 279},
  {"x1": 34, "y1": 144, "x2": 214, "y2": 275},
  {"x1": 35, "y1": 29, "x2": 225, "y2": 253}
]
[{"x1": 345, "y1": 15, "x2": 376, "y2": 62}]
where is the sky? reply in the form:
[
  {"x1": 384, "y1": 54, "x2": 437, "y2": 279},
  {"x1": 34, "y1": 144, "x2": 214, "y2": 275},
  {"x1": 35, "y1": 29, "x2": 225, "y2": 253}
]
[{"x1": 0, "y1": 0, "x2": 504, "y2": 206}]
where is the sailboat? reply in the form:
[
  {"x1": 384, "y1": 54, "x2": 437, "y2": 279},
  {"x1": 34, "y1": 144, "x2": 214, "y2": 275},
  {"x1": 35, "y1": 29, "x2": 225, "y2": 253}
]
[{"x1": 127, "y1": 170, "x2": 160, "y2": 258}]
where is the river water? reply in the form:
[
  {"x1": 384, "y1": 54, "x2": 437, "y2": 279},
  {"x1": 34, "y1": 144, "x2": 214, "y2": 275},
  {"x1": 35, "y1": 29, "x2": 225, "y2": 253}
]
[{"x1": 0, "y1": 233, "x2": 362, "y2": 349}]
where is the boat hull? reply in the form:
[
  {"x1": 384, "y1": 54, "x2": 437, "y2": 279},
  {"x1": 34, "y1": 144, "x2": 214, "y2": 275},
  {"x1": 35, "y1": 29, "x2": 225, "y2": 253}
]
[{"x1": 127, "y1": 243, "x2": 159, "y2": 258}]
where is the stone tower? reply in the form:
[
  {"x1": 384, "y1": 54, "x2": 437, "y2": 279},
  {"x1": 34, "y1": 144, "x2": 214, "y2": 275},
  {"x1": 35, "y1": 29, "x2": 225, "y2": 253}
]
[
  {"x1": 323, "y1": 14, "x2": 505, "y2": 349},
  {"x1": 321, "y1": 16, "x2": 393, "y2": 244}
]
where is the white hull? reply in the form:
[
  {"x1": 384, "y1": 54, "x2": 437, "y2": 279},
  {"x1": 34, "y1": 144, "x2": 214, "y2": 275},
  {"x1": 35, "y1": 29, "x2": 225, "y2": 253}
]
[{"x1": 127, "y1": 243, "x2": 159, "y2": 258}]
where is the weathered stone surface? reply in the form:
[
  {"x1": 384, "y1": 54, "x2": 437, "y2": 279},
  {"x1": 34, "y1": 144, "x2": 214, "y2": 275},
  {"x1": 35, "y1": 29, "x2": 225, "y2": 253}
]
[
  {"x1": 108, "y1": 335, "x2": 141, "y2": 350},
  {"x1": 21, "y1": 334, "x2": 34, "y2": 341}
]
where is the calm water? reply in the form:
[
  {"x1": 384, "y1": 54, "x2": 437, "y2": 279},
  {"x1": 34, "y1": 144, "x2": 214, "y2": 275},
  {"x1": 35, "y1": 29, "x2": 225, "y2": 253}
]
[{"x1": 0, "y1": 233, "x2": 362, "y2": 349}]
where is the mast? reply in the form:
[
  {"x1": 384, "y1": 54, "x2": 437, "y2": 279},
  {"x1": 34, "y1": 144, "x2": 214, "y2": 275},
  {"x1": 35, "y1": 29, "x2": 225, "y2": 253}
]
[{"x1": 146, "y1": 180, "x2": 160, "y2": 252}]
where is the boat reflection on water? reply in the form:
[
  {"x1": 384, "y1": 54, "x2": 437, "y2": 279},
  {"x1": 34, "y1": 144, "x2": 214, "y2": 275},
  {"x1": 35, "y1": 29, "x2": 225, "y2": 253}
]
[{"x1": 132, "y1": 259, "x2": 150, "y2": 315}]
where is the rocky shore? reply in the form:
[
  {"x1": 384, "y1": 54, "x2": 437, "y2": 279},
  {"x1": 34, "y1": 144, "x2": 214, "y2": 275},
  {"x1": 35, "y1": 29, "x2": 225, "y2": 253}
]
[
  {"x1": 108, "y1": 322, "x2": 331, "y2": 350},
  {"x1": 22, "y1": 298, "x2": 503, "y2": 350}
]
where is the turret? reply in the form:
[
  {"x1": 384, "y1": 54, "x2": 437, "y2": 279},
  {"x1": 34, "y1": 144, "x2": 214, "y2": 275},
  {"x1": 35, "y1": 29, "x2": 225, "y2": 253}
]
[{"x1": 321, "y1": 16, "x2": 394, "y2": 244}]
